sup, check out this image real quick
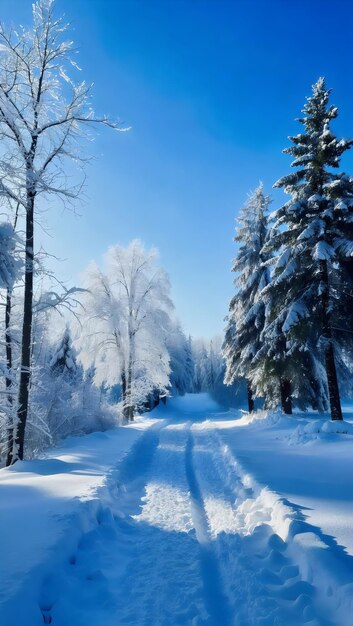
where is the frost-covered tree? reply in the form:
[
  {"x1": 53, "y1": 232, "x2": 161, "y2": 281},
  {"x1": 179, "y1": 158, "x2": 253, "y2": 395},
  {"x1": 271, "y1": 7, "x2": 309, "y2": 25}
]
[
  {"x1": 16, "y1": 318, "x2": 115, "y2": 456},
  {"x1": 268, "y1": 78, "x2": 353, "y2": 420},
  {"x1": 202, "y1": 337, "x2": 224, "y2": 391},
  {"x1": 166, "y1": 325, "x2": 194, "y2": 396},
  {"x1": 39, "y1": 327, "x2": 83, "y2": 442},
  {"x1": 50, "y1": 327, "x2": 80, "y2": 380},
  {"x1": 191, "y1": 340, "x2": 207, "y2": 392},
  {"x1": 189, "y1": 336, "x2": 224, "y2": 394},
  {"x1": 0, "y1": 0, "x2": 120, "y2": 462},
  {"x1": 252, "y1": 311, "x2": 329, "y2": 413},
  {"x1": 78, "y1": 240, "x2": 174, "y2": 420},
  {"x1": 0, "y1": 223, "x2": 21, "y2": 291},
  {"x1": 223, "y1": 183, "x2": 271, "y2": 412},
  {"x1": 0, "y1": 220, "x2": 23, "y2": 464}
]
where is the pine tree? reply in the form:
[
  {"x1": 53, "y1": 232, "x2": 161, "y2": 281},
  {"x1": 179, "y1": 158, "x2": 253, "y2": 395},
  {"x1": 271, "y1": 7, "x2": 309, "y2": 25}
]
[
  {"x1": 185, "y1": 336, "x2": 195, "y2": 393},
  {"x1": 252, "y1": 311, "x2": 329, "y2": 413},
  {"x1": 223, "y1": 183, "x2": 271, "y2": 413},
  {"x1": 50, "y1": 327, "x2": 80, "y2": 382},
  {"x1": 268, "y1": 77, "x2": 353, "y2": 420},
  {"x1": 166, "y1": 326, "x2": 194, "y2": 396}
]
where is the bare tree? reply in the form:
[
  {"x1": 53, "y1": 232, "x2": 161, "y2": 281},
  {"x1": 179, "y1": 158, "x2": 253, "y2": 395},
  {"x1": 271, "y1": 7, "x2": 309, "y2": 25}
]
[{"x1": 0, "y1": 0, "x2": 122, "y2": 463}]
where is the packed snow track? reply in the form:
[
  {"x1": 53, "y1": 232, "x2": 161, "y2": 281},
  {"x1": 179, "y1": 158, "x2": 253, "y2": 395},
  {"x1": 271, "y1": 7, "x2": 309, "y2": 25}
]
[{"x1": 2, "y1": 395, "x2": 353, "y2": 625}]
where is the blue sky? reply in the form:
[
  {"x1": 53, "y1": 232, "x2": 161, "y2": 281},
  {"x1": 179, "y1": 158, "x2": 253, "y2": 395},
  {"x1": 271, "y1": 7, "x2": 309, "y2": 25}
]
[{"x1": 4, "y1": 0, "x2": 353, "y2": 337}]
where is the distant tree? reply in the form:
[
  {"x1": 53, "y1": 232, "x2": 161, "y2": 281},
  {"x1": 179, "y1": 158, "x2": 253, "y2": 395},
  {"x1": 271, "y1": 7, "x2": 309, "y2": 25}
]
[
  {"x1": 268, "y1": 77, "x2": 353, "y2": 420},
  {"x1": 223, "y1": 183, "x2": 271, "y2": 413},
  {"x1": 0, "y1": 0, "x2": 120, "y2": 462},
  {"x1": 191, "y1": 340, "x2": 207, "y2": 392},
  {"x1": 79, "y1": 240, "x2": 173, "y2": 420},
  {"x1": 185, "y1": 336, "x2": 195, "y2": 393},
  {"x1": 50, "y1": 327, "x2": 80, "y2": 381},
  {"x1": 167, "y1": 325, "x2": 194, "y2": 396}
]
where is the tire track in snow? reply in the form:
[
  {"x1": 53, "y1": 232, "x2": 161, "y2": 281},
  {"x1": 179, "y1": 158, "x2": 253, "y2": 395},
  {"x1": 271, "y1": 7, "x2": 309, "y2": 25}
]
[
  {"x1": 185, "y1": 431, "x2": 232, "y2": 626},
  {"x1": 192, "y1": 427, "x2": 336, "y2": 626},
  {"x1": 106, "y1": 422, "x2": 210, "y2": 625}
]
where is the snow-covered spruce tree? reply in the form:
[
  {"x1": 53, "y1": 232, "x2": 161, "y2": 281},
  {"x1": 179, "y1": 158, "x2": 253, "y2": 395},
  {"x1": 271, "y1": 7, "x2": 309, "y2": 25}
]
[
  {"x1": 78, "y1": 241, "x2": 173, "y2": 421},
  {"x1": 191, "y1": 340, "x2": 206, "y2": 392},
  {"x1": 50, "y1": 326, "x2": 80, "y2": 380},
  {"x1": 203, "y1": 337, "x2": 224, "y2": 392},
  {"x1": 166, "y1": 325, "x2": 194, "y2": 396},
  {"x1": 44, "y1": 327, "x2": 84, "y2": 440},
  {"x1": 185, "y1": 336, "x2": 195, "y2": 393},
  {"x1": 0, "y1": 223, "x2": 21, "y2": 293},
  {"x1": 223, "y1": 183, "x2": 271, "y2": 413},
  {"x1": 252, "y1": 308, "x2": 329, "y2": 413},
  {"x1": 268, "y1": 77, "x2": 353, "y2": 420},
  {"x1": 0, "y1": 0, "x2": 120, "y2": 463}
]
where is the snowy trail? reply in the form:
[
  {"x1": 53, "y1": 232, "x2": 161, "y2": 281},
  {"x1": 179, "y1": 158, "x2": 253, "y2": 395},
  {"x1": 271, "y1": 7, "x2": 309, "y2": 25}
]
[
  {"x1": 4, "y1": 397, "x2": 353, "y2": 625},
  {"x1": 185, "y1": 432, "x2": 232, "y2": 626},
  {"x1": 50, "y1": 415, "x2": 337, "y2": 625}
]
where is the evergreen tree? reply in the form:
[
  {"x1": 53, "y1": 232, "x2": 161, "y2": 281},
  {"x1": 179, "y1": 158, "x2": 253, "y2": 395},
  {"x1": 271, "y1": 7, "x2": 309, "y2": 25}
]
[
  {"x1": 223, "y1": 183, "x2": 271, "y2": 413},
  {"x1": 166, "y1": 325, "x2": 193, "y2": 396},
  {"x1": 267, "y1": 77, "x2": 353, "y2": 420},
  {"x1": 185, "y1": 336, "x2": 195, "y2": 393},
  {"x1": 199, "y1": 345, "x2": 210, "y2": 391},
  {"x1": 50, "y1": 327, "x2": 80, "y2": 382},
  {"x1": 252, "y1": 311, "x2": 329, "y2": 413}
]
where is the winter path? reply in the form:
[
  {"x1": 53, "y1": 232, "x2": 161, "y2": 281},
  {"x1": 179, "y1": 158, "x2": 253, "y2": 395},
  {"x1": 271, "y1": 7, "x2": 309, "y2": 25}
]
[{"x1": 1, "y1": 395, "x2": 353, "y2": 625}]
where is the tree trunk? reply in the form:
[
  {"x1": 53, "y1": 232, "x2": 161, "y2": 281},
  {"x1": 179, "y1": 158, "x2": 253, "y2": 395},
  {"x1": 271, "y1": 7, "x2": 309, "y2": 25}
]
[
  {"x1": 153, "y1": 394, "x2": 160, "y2": 409},
  {"x1": 324, "y1": 342, "x2": 343, "y2": 420},
  {"x1": 280, "y1": 378, "x2": 292, "y2": 415},
  {"x1": 125, "y1": 365, "x2": 134, "y2": 421},
  {"x1": 126, "y1": 309, "x2": 135, "y2": 421},
  {"x1": 121, "y1": 371, "x2": 129, "y2": 420},
  {"x1": 13, "y1": 197, "x2": 34, "y2": 462},
  {"x1": 5, "y1": 289, "x2": 14, "y2": 466},
  {"x1": 320, "y1": 260, "x2": 343, "y2": 421},
  {"x1": 6, "y1": 204, "x2": 19, "y2": 466},
  {"x1": 247, "y1": 382, "x2": 254, "y2": 413}
]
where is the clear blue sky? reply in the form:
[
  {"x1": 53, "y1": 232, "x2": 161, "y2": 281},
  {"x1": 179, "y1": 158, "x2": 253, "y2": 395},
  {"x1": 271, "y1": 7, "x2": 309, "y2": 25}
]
[{"x1": 4, "y1": 0, "x2": 353, "y2": 337}]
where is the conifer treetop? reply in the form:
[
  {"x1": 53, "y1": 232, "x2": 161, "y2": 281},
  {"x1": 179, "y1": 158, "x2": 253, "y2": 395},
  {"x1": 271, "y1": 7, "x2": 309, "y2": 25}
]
[{"x1": 274, "y1": 77, "x2": 353, "y2": 197}]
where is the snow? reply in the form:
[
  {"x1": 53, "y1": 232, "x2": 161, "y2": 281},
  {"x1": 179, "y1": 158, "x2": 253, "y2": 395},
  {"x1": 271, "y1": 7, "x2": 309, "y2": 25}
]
[
  {"x1": 0, "y1": 417, "x2": 157, "y2": 620},
  {"x1": 1, "y1": 394, "x2": 353, "y2": 625},
  {"x1": 210, "y1": 406, "x2": 353, "y2": 558},
  {"x1": 312, "y1": 240, "x2": 335, "y2": 260},
  {"x1": 282, "y1": 301, "x2": 309, "y2": 332},
  {"x1": 0, "y1": 222, "x2": 21, "y2": 290}
]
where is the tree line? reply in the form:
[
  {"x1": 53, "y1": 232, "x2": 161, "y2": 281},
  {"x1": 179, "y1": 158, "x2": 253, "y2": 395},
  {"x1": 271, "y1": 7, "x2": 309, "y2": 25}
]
[
  {"x1": 0, "y1": 230, "x2": 230, "y2": 463},
  {"x1": 223, "y1": 78, "x2": 353, "y2": 421}
]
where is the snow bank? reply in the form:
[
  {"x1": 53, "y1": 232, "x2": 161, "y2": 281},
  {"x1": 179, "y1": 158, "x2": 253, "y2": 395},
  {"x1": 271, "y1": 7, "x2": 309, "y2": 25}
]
[
  {"x1": 0, "y1": 417, "x2": 157, "y2": 623},
  {"x1": 192, "y1": 426, "x2": 353, "y2": 625},
  {"x1": 208, "y1": 432, "x2": 353, "y2": 624},
  {"x1": 289, "y1": 418, "x2": 353, "y2": 445},
  {"x1": 238, "y1": 408, "x2": 284, "y2": 426}
]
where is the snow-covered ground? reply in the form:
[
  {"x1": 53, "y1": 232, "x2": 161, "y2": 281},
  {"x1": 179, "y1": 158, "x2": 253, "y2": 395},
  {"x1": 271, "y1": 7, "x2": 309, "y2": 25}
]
[{"x1": 1, "y1": 394, "x2": 353, "y2": 625}]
